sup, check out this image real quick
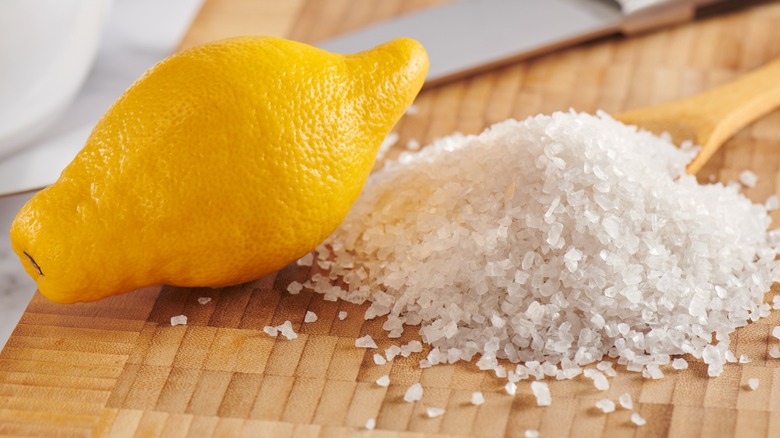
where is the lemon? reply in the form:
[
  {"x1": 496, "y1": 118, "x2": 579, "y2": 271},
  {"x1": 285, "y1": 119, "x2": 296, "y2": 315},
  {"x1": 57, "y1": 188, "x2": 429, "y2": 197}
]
[{"x1": 10, "y1": 36, "x2": 428, "y2": 303}]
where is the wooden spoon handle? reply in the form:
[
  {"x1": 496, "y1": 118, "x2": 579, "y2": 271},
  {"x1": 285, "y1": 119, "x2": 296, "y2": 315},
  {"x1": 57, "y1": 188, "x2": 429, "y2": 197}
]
[{"x1": 617, "y1": 57, "x2": 780, "y2": 174}]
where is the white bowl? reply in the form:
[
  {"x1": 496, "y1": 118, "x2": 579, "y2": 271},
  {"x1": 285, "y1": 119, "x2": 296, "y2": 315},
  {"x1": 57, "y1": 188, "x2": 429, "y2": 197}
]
[{"x1": 0, "y1": 0, "x2": 110, "y2": 159}]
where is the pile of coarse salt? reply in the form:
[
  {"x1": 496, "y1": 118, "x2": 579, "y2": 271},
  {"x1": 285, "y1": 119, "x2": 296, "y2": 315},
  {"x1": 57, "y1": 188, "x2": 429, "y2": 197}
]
[{"x1": 306, "y1": 111, "x2": 780, "y2": 379}]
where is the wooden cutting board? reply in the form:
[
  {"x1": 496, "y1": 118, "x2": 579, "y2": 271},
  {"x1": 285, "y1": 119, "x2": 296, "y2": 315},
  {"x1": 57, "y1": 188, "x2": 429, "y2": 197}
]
[{"x1": 4, "y1": 1, "x2": 780, "y2": 437}]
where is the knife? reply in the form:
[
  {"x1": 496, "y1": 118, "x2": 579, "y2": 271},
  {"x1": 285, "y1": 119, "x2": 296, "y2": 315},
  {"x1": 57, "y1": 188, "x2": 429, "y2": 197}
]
[{"x1": 317, "y1": 0, "x2": 762, "y2": 87}]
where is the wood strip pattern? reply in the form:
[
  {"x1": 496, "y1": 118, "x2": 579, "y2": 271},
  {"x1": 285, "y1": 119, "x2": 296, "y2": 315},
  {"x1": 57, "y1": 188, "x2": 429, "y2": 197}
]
[{"x1": 3, "y1": 1, "x2": 780, "y2": 437}]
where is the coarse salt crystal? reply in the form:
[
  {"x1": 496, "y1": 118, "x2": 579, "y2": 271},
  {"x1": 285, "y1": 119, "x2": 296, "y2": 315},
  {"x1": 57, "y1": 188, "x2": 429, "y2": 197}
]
[
  {"x1": 739, "y1": 354, "x2": 751, "y2": 364},
  {"x1": 297, "y1": 252, "x2": 314, "y2": 266},
  {"x1": 277, "y1": 321, "x2": 297, "y2": 340},
  {"x1": 672, "y1": 358, "x2": 688, "y2": 370},
  {"x1": 404, "y1": 383, "x2": 423, "y2": 402},
  {"x1": 584, "y1": 369, "x2": 609, "y2": 391},
  {"x1": 772, "y1": 326, "x2": 780, "y2": 340},
  {"x1": 170, "y1": 315, "x2": 187, "y2": 326},
  {"x1": 287, "y1": 281, "x2": 303, "y2": 295},
  {"x1": 197, "y1": 297, "x2": 211, "y2": 305},
  {"x1": 471, "y1": 391, "x2": 485, "y2": 405},
  {"x1": 385, "y1": 345, "x2": 402, "y2": 361},
  {"x1": 376, "y1": 375, "x2": 390, "y2": 387},
  {"x1": 524, "y1": 429, "x2": 540, "y2": 438},
  {"x1": 365, "y1": 418, "x2": 376, "y2": 430},
  {"x1": 766, "y1": 195, "x2": 780, "y2": 211},
  {"x1": 426, "y1": 407, "x2": 445, "y2": 418},
  {"x1": 505, "y1": 381, "x2": 517, "y2": 395},
  {"x1": 407, "y1": 139, "x2": 421, "y2": 151},
  {"x1": 747, "y1": 378, "x2": 759, "y2": 391},
  {"x1": 631, "y1": 412, "x2": 647, "y2": 426},
  {"x1": 338, "y1": 311, "x2": 348, "y2": 320},
  {"x1": 618, "y1": 393, "x2": 633, "y2": 410},
  {"x1": 770, "y1": 346, "x2": 780, "y2": 359},
  {"x1": 262, "y1": 326, "x2": 278, "y2": 337},
  {"x1": 355, "y1": 335, "x2": 378, "y2": 349},
  {"x1": 374, "y1": 353, "x2": 387, "y2": 365},
  {"x1": 304, "y1": 311, "x2": 318, "y2": 323},
  {"x1": 595, "y1": 399, "x2": 615, "y2": 413},
  {"x1": 531, "y1": 381, "x2": 551, "y2": 406},
  {"x1": 739, "y1": 170, "x2": 758, "y2": 188}
]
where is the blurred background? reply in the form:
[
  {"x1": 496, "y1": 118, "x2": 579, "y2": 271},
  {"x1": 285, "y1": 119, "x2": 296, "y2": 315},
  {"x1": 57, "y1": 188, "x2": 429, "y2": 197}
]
[{"x1": 0, "y1": 0, "x2": 203, "y2": 346}]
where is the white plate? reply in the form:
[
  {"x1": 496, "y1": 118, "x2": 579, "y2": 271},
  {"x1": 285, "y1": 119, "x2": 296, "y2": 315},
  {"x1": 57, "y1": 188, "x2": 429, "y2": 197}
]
[{"x1": 0, "y1": 0, "x2": 109, "y2": 159}]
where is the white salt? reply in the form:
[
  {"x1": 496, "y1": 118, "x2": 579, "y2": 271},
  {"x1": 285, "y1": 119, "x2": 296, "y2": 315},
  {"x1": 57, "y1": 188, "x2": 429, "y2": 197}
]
[
  {"x1": 766, "y1": 195, "x2": 780, "y2": 211},
  {"x1": 376, "y1": 375, "x2": 390, "y2": 387},
  {"x1": 531, "y1": 381, "x2": 551, "y2": 406},
  {"x1": 584, "y1": 369, "x2": 609, "y2": 391},
  {"x1": 631, "y1": 412, "x2": 647, "y2": 426},
  {"x1": 338, "y1": 311, "x2": 348, "y2": 320},
  {"x1": 672, "y1": 358, "x2": 688, "y2": 370},
  {"x1": 374, "y1": 353, "x2": 387, "y2": 365},
  {"x1": 739, "y1": 354, "x2": 752, "y2": 364},
  {"x1": 406, "y1": 138, "x2": 421, "y2": 151},
  {"x1": 747, "y1": 378, "x2": 759, "y2": 391},
  {"x1": 297, "y1": 252, "x2": 314, "y2": 266},
  {"x1": 618, "y1": 393, "x2": 633, "y2": 410},
  {"x1": 524, "y1": 430, "x2": 540, "y2": 438},
  {"x1": 287, "y1": 281, "x2": 303, "y2": 295},
  {"x1": 355, "y1": 335, "x2": 378, "y2": 349},
  {"x1": 405, "y1": 104, "x2": 419, "y2": 115},
  {"x1": 365, "y1": 418, "x2": 376, "y2": 430},
  {"x1": 770, "y1": 346, "x2": 780, "y2": 359},
  {"x1": 739, "y1": 170, "x2": 758, "y2": 188},
  {"x1": 307, "y1": 111, "x2": 780, "y2": 382},
  {"x1": 426, "y1": 407, "x2": 445, "y2": 418},
  {"x1": 262, "y1": 326, "x2": 278, "y2": 337},
  {"x1": 304, "y1": 311, "x2": 318, "y2": 323},
  {"x1": 404, "y1": 383, "x2": 423, "y2": 402},
  {"x1": 471, "y1": 391, "x2": 485, "y2": 405},
  {"x1": 277, "y1": 321, "x2": 297, "y2": 340},
  {"x1": 505, "y1": 381, "x2": 517, "y2": 396},
  {"x1": 595, "y1": 399, "x2": 615, "y2": 413},
  {"x1": 772, "y1": 326, "x2": 780, "y2": 340},
  {"x1": 401, "y1": 340, "x2": 423, "y2": 357},
  {"x1": 385, "y1": 345, "x2": 402, "y2": 361},
  {"x1": 197, "y1": 297, "x2": 211, "y2": 305},
  {"x1": 170, "y1": 315, "x2": 187, "y2": 326}
]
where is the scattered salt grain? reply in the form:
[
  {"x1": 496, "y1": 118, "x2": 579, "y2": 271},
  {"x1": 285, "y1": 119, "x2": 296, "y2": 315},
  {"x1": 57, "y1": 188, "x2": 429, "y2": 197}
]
[
  {"x1": 774, "y1": 296, "x2": 780, "y2": 310},
  {"x1": 595, "y1": 399, "x2": 615, "y2": 413},
  {"x1": 277, "y1": 321, "x2": 297, "y2": 340},
  {"x1": 426, "y1": 407, "x2": 446, "y2": 418},
  {"x1": 747, "y1": 378, "x2": 760, "y2": 391},
  {"x1": 355, "y1": 335, "x2": 378, "y2": 349},
  {"x1": 308, "y1": 111, "x2": 780, "y2": 383},
  {"x1": 584, "y1": 369, "x2": 609, "y2": 391},
  {"x1": 297, "y1": 252, "x2": 314, "y2": 266},
  {"x1": 531, "y1": 381, "x2": 551, "y2": 406},
  {"x1": 404, "y1": 383, "x2": 423, "y2": 402},
  {"x1": 385, "y1": 345, "x2": 402, "y2": 361},
  {"x1": 376, "y1": 375, "x2": 390, "y2": 387},
  {"x1": 772, "y1": 326, "x2": 780, "y2": 340},
  {"x1": 671, "y1": 358, "x2": 688, "y2": 370},
  {"x1": 505, "y1": 381, "x2": 517, "y2": 396},
  {"x1": 406, "y1": 138, "x2": 421, "y2": 151},
  {"x1": 770, "y1": 346, "x2": 780, "y2": 359},
  {"x1": 170, "y1": 315, "x2": 187, "y2": 326},
  {"x1": 373, "y1": 353, "x2": 387, "y2": 365},
  {"x1": 471, "y1": 391, "x2": 485, "y2": 405},
  {"x1": 197, "y1": 297, "x2": 211, "y2": 305},
  {"x1": 643, "y1": 365, "x2": 664, "y2": 380},
  {"x1": 338, "y1": 311, "x2": 348, "y2": 320},
  {"x1": 618, "y1": 393, "x2": 633, "y2": 410},
  {"x1": 263, "y1": 326, "x2": 278, "y2": 337},
  {"x1": 524, "y1": 429, "x2": 540, "y2": 438},
  {"x1": 304, "y1": 311, "x2": 318, "y2": 323},
  {"x1": 766, "y1": 195, "x2": 780, "y2": 211},
  {"x1": 287, "y1": 281, "x2": 303, "y2": 295},
  {"x1": 405, "y1": 104, "x2": 419, "y2": 115},
  {"x1": 631, "y1": 412, "x2": 647, "y2": 426},
  {"x1": 365, "y1": 418, "x2": 376, "y2": 430},
  {"x1": 401, "y1": 340, "x2": 423, "y2": 357},
  {"x1": 739, "y1": 170, "x2": 758, "y2": 188},
  {"x1": 739, "y1": 354, "x2": 752, "y2": 364}
]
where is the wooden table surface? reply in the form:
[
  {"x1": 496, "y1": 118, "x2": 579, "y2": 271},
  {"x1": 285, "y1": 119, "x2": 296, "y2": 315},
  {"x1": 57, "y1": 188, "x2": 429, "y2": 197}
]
[{"x1": 3, "y1": 1, "x2": 780, "y2": 437}]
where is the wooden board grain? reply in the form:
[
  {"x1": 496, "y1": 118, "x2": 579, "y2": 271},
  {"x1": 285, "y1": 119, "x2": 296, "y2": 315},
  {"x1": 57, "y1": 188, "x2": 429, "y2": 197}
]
[{"x1": 3, "y1": 1, "x2": 780, "y2": 437}]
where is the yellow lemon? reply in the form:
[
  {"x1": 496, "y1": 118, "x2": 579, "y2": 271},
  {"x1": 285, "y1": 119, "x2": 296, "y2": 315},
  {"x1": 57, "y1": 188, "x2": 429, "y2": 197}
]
[{"x1": 10, "y1": 36, "x2": 428, "y2": 303}]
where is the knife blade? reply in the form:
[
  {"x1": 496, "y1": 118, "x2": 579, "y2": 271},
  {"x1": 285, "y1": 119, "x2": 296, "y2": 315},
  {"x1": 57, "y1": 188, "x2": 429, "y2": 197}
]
[{"x1": 316, "y1": 0, "x2": 752, "y2": 87}]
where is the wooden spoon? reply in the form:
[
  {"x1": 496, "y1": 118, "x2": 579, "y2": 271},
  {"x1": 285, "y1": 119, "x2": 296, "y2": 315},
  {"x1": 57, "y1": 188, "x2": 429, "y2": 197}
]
[{"x1": 615, "y1": 57, "x2": 780, "y2": 174}]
